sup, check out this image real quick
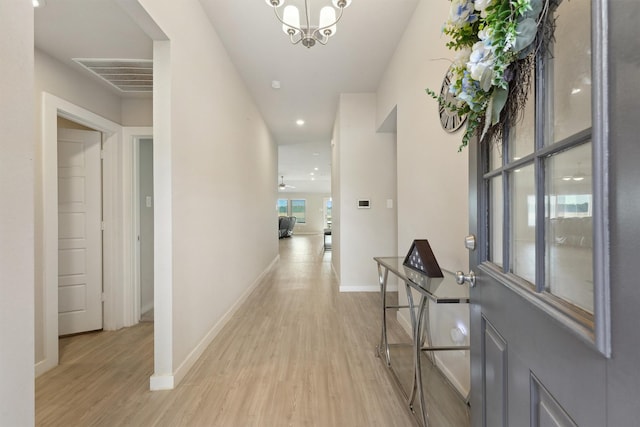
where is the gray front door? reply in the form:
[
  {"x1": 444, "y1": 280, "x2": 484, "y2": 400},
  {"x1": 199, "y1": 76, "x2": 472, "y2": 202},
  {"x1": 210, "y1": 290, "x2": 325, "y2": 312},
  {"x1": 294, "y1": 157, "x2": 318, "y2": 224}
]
[{"x1": 466, "y1": 1, "x2": 611, "y2": 425}]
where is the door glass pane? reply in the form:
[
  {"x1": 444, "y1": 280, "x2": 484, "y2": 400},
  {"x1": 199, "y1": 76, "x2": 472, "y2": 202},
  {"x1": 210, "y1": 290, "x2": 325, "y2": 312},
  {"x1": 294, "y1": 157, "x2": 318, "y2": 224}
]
[
  {"x1": 509, "y1": 81, "x2": 535, "y2": 160},
  {"x1": 510, "y1": 164, "x2": 535, "y2": 284},
  {"x1": 490, "y1": 176, "x2": 503, "y2": 266},
  {"x1": 545, "y1": 142, "x2": 593, "y2": 313},
  {"x1": 547, "y1": 0, "x2": 592, "y2": 144},
  {"x1": 489, "y1": 139, "x2": 503, "y2": 171}
]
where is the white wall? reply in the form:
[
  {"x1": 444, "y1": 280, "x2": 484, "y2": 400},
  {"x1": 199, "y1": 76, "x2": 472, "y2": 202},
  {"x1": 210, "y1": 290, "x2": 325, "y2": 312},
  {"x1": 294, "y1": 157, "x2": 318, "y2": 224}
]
[
  {"x1": 376, "y1": 0, "x2": 470, "y2": 396},
  {"x1": 333, "y1": 93, "x2": 398, "y2": 292},
  {"x1": 279, "y1": 192, "x2": 330, "y2": 235},
  {"x1": 139, "y1": 0, "x2": 279, "y2": 387},
  {"x1": 0, "y1": 1, "x2": 35, "y2": 424},
  {"x1": 35, "y1": 50, "x2": 122, "y2": 123},
  {"x1": 122, "y1": 98, "x2": 153, "y2": 127}
]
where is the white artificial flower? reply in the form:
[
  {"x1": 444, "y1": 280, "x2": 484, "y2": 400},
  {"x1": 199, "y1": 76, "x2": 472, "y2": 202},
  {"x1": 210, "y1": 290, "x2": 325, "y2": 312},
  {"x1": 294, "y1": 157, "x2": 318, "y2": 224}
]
[
  {"x1": 468, "y1": 41, "x2": 496, "y2": 91},
  {"x1": 453, "y1": 48, "x2": 472, "y2": 68},
  {"x1": 474, "y1": 0, "x2": 495, "y2": 18}
]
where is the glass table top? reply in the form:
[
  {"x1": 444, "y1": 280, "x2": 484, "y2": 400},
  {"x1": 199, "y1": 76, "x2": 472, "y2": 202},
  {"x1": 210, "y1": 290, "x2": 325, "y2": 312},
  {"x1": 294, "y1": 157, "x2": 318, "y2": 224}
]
[{"x1": 374, "y1": 256, "x2": 470, "y2": 303}]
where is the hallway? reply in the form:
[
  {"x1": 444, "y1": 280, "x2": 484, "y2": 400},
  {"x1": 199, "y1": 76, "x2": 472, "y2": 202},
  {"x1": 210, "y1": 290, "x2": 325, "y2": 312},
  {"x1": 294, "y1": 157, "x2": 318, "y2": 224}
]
[{"x1": 36, "y1": 235, "x2": 416, "y2": 426}]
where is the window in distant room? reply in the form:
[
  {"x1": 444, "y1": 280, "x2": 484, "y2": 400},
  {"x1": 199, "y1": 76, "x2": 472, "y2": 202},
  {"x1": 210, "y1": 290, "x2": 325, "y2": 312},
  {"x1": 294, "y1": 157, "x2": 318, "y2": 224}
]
[
  {"x1": 291, "y1": 199, "x2": 306, "y2": 223},
  {"x1": 277, "y1": 199, "x2": 288, "y2": 216}
]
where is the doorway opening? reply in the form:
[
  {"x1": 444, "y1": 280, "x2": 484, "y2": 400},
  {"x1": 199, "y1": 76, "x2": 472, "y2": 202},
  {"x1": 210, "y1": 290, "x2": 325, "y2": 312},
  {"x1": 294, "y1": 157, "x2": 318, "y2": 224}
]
[{"x1": 135, "y1": 137, "x2": 154, "y2": 323}]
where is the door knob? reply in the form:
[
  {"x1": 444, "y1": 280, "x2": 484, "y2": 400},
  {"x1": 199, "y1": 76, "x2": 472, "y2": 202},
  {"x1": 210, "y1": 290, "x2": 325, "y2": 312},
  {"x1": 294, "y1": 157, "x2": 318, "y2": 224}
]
[{"x1": 455, "y1": 270, "x2": 476, "y2": 287}]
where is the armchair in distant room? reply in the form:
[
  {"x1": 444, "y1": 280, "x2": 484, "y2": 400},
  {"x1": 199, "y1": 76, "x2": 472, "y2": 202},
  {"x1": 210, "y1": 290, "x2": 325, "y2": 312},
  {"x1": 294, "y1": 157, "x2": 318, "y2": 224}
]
[{"x1": 278, "y1": 216, "x2": 297, "y2": 238}]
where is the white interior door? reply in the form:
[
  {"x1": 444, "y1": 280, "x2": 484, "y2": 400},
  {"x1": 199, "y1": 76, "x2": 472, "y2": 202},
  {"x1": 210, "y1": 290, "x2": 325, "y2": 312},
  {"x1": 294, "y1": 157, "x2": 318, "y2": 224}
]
[{"x1": 58, "y1": 128, "x2": 103, "y2": 335}]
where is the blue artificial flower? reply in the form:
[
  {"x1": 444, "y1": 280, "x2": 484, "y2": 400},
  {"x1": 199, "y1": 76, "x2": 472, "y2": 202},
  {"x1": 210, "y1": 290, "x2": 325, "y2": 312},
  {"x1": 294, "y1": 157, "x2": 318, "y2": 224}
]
[{"x1": 448, "y1": 0, "x2": 478, "y2": 28}]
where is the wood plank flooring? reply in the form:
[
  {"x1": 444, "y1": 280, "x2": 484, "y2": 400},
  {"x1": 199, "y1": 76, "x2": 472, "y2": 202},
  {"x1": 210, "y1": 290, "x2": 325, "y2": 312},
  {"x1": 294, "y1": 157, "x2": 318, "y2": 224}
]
[{"x1": 36, "y1": 235, "x2": 467, "y2": 426}]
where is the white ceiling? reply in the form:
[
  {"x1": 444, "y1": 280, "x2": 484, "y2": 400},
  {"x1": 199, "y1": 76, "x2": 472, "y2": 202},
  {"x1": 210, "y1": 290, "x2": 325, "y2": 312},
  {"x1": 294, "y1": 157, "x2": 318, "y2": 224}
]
[{"x1": 34, "y1": 0, "x2": 419, "y2": 193}]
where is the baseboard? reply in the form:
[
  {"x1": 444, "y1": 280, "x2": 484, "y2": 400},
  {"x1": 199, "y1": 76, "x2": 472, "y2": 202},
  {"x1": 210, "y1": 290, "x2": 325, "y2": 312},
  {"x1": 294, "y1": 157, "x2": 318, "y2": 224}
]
[
  {"x1": 397, "y1": 310, "x2": 412, "y2": 337},
  {"x1": 35, "y1": 358, "x2": 54, "y2": 378},
  {"x1": 433, "y1": 353, "x2": 470, "y2": 399},
  {"x1": 395, "y1": 311, "x2": 469, "y2": 399},
  {"x1": 150, "y1": 373, "x2": 174, "y2": 391},
  {"x1": 338, "y1": 283, "x2": 397, "y2": 292},
  {"x1": 169, "y1": 254, "x2": 280, "y2": 389},
  {"x1": 140, "y1": 302, "x2": 153, "y2": 316},
  {"x1": 339, "y1": 285, "x2": 380, "y2": 292}
]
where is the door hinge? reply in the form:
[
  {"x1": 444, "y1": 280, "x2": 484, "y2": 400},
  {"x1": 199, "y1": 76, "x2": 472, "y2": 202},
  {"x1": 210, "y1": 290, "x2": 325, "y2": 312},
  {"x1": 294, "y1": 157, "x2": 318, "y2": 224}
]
[
  {"x1": 100, "y1": 149, "x2": 105, "y2": 159},
  {"x1": 101, "y1": 221, "x2": 105, "y2": 230},
  {"x1": 101, "y1": 293, "x2": 106, "y2": 302}
]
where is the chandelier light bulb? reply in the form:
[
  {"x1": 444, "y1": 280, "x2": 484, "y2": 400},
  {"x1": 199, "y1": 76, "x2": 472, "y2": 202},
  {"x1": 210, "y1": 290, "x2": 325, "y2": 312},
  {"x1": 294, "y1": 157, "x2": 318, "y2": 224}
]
[
  {"x1": 319, "y1": 6, "x2": 337, "y2": 36},
  {"x1": 282, "y1": 5, "x2": 301, "y2": 35},
  {"x1": 265, "y1": 0, "x2": 282, "y2": 7}
]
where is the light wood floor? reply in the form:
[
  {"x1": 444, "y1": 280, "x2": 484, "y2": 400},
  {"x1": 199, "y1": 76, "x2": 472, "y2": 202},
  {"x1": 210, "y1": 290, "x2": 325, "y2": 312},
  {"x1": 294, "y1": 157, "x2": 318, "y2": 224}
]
[{"x1": 36, "y1": 235, "x2": 467, "y2": 426}]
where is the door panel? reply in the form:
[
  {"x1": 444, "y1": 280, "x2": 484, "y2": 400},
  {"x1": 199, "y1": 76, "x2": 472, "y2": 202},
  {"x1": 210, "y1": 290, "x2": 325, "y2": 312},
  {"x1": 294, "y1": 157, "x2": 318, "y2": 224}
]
[
  {"x1": 531, "y1": 374, "x2": 578, "y2": 427},
  {"x1": 58, "y1": 128, "x2": 103, "y2": 335},
  {"x1": 482, "y1": 318, "x2": 507, "y2": 427}
]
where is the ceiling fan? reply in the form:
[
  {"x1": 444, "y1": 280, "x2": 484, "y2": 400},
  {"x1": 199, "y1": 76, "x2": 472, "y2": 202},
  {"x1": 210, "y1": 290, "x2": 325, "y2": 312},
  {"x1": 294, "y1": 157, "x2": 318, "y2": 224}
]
[{"x1": 278, "y1": 176, "x2": 295, "y2": 190}]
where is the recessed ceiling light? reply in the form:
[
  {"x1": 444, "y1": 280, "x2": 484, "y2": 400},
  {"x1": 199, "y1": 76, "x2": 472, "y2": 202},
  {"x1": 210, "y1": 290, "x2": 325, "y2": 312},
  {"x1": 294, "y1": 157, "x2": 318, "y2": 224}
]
[
  {"x1": 33, "y1": 0, "x2": 45, "y2": 7},
  {"x1": 314, "y1": 167, "x2": 319, "y2": 171},
  {"x1": 271, "y1": 80, "x2": 281, "y2": 89},
  {"x1": 310, "y1": 172, "x2": 314, "y2": 176},
  {"x1": 296, "y1": 119, "x2": 305, "y2": 126}
]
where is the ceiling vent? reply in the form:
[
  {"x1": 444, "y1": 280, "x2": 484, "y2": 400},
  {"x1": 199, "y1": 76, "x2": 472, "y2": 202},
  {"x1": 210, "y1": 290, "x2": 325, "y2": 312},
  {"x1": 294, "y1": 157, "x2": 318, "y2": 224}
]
[{"x1": 73, "y1": 58, "x2": 153, "y2": 93}]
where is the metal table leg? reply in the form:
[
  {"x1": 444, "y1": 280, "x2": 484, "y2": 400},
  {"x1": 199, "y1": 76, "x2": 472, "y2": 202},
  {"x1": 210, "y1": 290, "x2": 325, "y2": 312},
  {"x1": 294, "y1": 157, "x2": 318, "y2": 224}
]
[
  {"x1": 406, "y1": 283, "x2": 429, "y2": 426},
  {"x1": 376, "y1": 264, "x2": 392, "y2": 366}
]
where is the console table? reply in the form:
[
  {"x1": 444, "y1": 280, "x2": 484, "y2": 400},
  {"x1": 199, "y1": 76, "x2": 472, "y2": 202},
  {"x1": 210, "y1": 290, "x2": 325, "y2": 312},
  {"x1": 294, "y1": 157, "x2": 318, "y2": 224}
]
[{"x1": 373, "y1": 256, "x2": 470, "y2": 427}]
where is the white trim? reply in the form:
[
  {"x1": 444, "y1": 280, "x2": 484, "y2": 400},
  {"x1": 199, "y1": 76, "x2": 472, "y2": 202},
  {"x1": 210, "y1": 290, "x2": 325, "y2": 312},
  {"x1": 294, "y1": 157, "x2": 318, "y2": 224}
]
[
  {"x1": 140, "y1": 302, "x2": 154, "y2": 317},
  {"x1": 40, "y1": 93, "x2": 122, "y2": 375},
  {"x1": 433, "y1": 353, "x2": 469, "y2": 398},
  {"x1": 395, "y1": 306, "x2": 469, "y2": 398},
  {"x1": 339, "y1": 285, "x2": 383, "y2": 292},
  {"x1": 149, "y1": 374, "x2": 174, "y2": 391},
  {"x1": 397, "y1": 310, "x2": 412, "y2": 336},
  {"x1": 34, "y1": 360, "x2": 48, "y2": 377},
  {"x1": 102, "y1": 130, "x2": 123, "y2": 331},
  {"x1": 151, "y1": 255, "x2": 280, "y2": 390},
  {"x1": 152, "y1": 40, "x2": 173, "y2": 390}
]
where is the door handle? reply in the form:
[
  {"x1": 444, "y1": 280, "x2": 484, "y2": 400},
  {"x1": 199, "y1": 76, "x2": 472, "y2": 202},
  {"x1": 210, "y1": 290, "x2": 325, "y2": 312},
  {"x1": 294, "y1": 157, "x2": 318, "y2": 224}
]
[{"x1": 455, "y1": 270, "x2": 476, "y2": 287}]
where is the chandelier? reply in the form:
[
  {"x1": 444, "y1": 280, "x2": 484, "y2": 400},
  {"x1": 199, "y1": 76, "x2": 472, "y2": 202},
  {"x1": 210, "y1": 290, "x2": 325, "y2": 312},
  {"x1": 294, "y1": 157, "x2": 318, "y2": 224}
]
[{"x1": 265, "y1": 0, "x2": 352, "y2": 48}]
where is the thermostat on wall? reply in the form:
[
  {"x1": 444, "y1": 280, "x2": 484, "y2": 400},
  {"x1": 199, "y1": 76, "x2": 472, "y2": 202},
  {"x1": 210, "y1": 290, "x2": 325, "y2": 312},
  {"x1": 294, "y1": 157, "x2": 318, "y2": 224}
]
[{"x1": 358, "y1": 199, "x2": 370, "y2": 209}]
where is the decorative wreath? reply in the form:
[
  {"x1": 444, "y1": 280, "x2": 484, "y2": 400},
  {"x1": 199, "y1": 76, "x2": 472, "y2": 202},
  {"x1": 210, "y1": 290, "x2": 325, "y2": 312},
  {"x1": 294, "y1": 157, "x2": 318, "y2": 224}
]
[{"x1": 427, "y1": 0, "x2": 554, "y2": 151}]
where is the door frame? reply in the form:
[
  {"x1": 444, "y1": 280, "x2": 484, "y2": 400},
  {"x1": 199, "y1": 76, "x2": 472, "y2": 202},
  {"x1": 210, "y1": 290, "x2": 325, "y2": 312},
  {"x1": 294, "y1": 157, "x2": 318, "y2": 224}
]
[{"x1": 38, "y1": 93, "x2": 124, "y2": 375}]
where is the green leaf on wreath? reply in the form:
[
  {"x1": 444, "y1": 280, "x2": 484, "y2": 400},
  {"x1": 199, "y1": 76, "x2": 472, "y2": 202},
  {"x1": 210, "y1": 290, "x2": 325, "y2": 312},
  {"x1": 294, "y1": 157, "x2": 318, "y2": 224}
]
[
  {"x1": 490, "y1": 87, "x2": 509, "y2": 125},
  {"x1": 514, "y1": 18, "x2": 538, "y2": 52},
  {"x1": 523, "y1": 0, "x2": 543, "y2": 20}
]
